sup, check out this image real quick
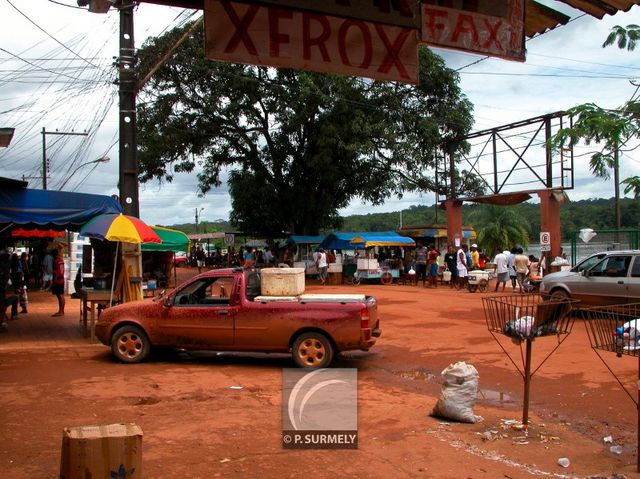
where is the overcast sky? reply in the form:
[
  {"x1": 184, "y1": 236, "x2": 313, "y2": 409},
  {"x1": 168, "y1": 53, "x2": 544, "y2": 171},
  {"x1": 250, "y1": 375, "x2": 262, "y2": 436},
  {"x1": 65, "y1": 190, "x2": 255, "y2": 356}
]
[{"x1": 0, "y1": 0, "x2": 638, "y2": 226}]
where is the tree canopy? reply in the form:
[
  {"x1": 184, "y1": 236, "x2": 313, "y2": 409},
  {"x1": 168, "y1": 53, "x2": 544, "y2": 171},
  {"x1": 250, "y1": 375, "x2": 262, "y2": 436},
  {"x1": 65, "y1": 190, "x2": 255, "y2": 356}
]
[{"x1": 136, "y1": 21, "x2": 474, "y2": 236}]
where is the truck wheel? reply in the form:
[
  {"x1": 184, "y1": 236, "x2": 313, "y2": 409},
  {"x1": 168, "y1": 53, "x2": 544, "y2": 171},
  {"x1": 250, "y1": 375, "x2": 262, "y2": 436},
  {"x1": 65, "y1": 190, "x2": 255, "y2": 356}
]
[
  {"x1": 292, "y1": 332, "x2": 333, "y2": 369},
  {"x1": 111, "y1": 325, "x2": 151, "y2": 363}
]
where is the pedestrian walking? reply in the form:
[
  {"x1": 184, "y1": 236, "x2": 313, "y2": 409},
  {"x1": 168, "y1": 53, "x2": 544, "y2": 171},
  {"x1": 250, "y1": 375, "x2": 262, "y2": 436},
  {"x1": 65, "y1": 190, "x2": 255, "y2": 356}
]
[
  {"x1": 493, "y1": 250, "x2": 510, "y2": 292},
  {"x1": 51, "y1": 247, "x2": 65, "y2": 317}
]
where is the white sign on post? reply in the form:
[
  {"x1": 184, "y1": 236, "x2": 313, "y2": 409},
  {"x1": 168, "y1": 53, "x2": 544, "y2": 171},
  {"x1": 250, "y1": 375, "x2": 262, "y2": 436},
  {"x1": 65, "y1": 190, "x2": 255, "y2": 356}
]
[
  {"x1": 224, "y1": 233, "x2": 235, "y2": 246},
  {"x1": 540, "y1": 232, "x2": 551, "y2": 246}
]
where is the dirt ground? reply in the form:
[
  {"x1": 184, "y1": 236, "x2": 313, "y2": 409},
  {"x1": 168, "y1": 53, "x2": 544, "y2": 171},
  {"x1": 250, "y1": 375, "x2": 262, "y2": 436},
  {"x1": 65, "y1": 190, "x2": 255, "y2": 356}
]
[{"x1": 1, "y1": 267, "x2": 639, "y2": 478}]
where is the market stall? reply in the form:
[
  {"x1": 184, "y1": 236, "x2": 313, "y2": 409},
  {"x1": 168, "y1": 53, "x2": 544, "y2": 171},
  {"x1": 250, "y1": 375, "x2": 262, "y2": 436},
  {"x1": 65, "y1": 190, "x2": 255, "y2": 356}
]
[
  {"x1": 141, "y1": 226, "x2": 189, "y2": 290},
  {"x1": 349, "y1": 234, "x2": 415, "y2": 285},
  {"x1": 282, "y1": 235, "x2": 324, "y2": 274}
]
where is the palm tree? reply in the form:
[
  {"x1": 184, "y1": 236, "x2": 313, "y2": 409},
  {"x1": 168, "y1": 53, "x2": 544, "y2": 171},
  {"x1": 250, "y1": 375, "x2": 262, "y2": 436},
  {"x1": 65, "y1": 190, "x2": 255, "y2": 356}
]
[{"x1": 472, "y1": 205, "x2": 530, "y2": 258}]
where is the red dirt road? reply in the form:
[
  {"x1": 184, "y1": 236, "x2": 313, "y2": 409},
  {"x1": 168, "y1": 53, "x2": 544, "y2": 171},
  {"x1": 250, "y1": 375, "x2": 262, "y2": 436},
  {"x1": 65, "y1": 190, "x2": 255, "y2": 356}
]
[{"x1": 1, "y1": 269, "x2": 638, "y2": 478}]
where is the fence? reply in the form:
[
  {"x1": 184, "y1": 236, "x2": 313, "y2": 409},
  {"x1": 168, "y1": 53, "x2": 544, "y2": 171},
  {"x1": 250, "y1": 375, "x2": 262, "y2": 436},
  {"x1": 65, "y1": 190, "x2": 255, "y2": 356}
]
[{"x1": 569, "y1": 229, "x2": 640, "y2": 267}]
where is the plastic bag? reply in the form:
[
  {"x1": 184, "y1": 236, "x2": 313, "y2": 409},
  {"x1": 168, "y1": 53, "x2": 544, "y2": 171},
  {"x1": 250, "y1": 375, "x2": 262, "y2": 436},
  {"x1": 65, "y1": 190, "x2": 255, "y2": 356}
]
[
  {"x1": 442, "y1": 269, "x2": 452, "y2": 282},
  {"x1": 432, "y1": 361, "x2": 482, "y2": 423}
]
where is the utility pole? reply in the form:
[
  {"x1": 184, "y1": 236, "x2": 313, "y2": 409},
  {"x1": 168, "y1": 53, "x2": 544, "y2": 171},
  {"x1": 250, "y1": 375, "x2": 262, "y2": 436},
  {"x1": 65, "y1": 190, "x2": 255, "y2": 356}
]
[
  {"x1": 118, "y1": 1, "x2": 139, "y2": 216},
  {"x1": 41, "y1": 128, "x2": 88, "y2": 190},
  {"x1": 195, "y1": 207, "x2": 204, "y2": 234}
]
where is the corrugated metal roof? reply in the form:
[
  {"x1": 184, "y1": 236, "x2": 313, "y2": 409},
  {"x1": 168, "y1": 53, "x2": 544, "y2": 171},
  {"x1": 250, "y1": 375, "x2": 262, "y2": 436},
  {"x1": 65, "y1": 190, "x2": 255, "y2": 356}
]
[
  {"x1": 136, "y1": 1, "x2": 639, "y2": 43},
  {"x1": 526, "y1": 0, "x2": 639, "y2": 37}
]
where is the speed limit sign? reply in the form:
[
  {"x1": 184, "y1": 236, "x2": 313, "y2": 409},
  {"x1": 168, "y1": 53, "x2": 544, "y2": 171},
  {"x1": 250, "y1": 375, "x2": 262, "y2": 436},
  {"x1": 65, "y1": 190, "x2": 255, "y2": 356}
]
[
  {"x1": 540, "y1": 232, "x2": 551, "y2": 246},
  {"x1": 224, "y1": 233, "x2": 235, "y2": 246}
]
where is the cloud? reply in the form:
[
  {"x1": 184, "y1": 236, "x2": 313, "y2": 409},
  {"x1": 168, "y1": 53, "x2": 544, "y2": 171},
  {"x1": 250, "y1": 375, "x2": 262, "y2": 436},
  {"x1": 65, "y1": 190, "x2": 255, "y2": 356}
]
[{"x1": 0, "y1": 1, "x2": 638, "y2": 227}]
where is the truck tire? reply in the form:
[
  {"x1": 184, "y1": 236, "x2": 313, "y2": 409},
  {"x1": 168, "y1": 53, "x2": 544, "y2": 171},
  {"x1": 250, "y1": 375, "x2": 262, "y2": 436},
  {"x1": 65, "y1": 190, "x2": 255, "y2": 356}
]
[
  {"x1": 111, "y1": 325, "x2": 151, "y2": 364},
  {"x1": 292, "y1": 332, "x2": 334, "y2": 369}
]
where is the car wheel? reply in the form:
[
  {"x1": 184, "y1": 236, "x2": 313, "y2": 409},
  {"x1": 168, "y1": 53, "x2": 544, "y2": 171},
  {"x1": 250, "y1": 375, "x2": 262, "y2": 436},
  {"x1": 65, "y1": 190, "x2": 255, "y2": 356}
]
[
  {"x1": 111, "y1": 325, "x2": 151, "y2": 363},
  {"x1": 550, "y1": 289, "x2": 570, "y2": 302},
  {"x1": 292, "y1": 332, "x2": 334, "y2": 369}
]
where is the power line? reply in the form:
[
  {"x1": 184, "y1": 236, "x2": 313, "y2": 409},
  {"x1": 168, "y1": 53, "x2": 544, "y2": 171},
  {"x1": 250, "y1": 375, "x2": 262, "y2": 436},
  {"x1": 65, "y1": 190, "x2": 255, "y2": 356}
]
[{"x1": 6, "y1": 0, "x2": 104, "y2": 71}]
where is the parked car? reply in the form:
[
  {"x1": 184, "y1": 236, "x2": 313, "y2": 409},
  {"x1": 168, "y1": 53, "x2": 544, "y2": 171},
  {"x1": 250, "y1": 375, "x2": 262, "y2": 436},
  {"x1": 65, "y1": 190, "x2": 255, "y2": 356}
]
[
  {"x1": 96, "y1": 268, "x2": 381, "y2": 369},
  {"x1": 174, "y1": 251, "x2": 187, "y2": 266},
  {"x1": 540, "y1": 250, "x2": 640, "y2": 306}
]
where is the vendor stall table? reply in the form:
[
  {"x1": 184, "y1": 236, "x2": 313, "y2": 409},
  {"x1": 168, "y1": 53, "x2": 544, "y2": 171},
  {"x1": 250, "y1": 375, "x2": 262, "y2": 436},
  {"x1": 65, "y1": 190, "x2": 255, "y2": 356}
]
[{"x1": 77, "y1": 289, "x2": 112, "y2": 343}]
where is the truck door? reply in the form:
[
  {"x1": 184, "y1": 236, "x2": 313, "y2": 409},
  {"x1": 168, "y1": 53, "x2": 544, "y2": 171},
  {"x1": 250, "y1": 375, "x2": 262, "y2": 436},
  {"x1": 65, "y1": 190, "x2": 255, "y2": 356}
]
[{"x1": 158, "y1": 275, "x2": 236, "y2": 347}]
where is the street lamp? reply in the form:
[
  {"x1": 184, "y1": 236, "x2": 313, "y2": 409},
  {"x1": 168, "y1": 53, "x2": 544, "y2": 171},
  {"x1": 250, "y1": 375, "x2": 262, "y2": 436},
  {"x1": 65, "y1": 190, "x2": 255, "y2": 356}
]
[
  {"x1": 195, "y1": 207, "x2": 204, "y2": 234},
  {"x1": 58, "y1": 156, "x2": 111, "y2": 190}
]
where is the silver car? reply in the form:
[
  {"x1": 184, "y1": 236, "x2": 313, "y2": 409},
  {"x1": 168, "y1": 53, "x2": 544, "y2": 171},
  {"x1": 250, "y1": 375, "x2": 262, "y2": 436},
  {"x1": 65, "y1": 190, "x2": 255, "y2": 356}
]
[{"x1": 540, "y1": 250, "x2": 640, "y2": 306}]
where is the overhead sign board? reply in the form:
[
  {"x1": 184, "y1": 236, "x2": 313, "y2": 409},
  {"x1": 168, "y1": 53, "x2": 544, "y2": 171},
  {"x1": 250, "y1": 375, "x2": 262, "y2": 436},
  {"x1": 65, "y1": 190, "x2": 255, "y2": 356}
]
[
  {"x1": 420, "y1": 0, "x2": 525, "y2": 62},
  {"x1": 204, "y1": 0, "x2": 419, "y2": 84}
]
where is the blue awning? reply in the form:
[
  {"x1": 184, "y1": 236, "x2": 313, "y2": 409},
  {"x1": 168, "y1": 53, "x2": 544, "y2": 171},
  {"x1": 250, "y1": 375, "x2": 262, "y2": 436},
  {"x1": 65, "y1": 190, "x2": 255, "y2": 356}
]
[
  {"x1": 285, "y1": 235, "x2": 325, "y2": 245},
  {"x1": 319, "y1": 231, "x2": 399, "y2": 251},
  {"x1": 0, "y1": 187, "x2": 122, "y2": 231}
]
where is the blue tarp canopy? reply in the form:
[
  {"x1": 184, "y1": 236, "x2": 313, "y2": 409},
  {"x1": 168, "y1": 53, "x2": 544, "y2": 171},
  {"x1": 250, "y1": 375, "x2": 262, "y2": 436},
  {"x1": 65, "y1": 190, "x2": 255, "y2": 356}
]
[
  {"x1": 350, "y1": 233, "x2": 415, "y2": 247},
  {"x1": 284, "y1": 235, "x2": 324, "y2": 246},
  {"x1": 0, "y1": 187, "x2": 122, "y2": 231},
  {"x1": 319, "y1": 231, "x2": 399, "y2": 251}
]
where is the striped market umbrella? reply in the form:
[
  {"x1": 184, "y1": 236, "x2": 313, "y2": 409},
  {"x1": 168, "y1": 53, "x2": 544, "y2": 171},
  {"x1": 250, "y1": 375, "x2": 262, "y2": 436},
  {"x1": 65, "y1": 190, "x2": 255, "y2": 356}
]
[
  {"x1": 80, "y1": 214, "x2": 161, "y2": 305},
  {"x1": 80, "y1": 213, "x2": 161, "y2": 244}
]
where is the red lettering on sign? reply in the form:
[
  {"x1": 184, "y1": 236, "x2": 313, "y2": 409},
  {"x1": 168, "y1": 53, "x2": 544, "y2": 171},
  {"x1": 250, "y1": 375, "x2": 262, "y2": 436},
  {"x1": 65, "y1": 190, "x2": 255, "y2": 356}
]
[
  {"x1": 338, "y1": 20, "x2": 372, "y2": 70},
  {"x1": 420, "y1": 2, "x2": 525, "y2": 62},
  {"x1": 375, "y1": 25, "x2": 411, "y2": 78},
  {"x1": 222, "y1": 1, "x2": 259, "y2": 55},
  {"x1": 423, "y1": 7, "x2": 447, "y2": 39},
  {"x1": 205, "y1": 0, "x2": 419, "y2": 84},
  {"x1": 482, "y1": 18, "x2": 502, "y2": 49},
  {"x1": 303, "y1": 13, "x2": 331, "y2": 61},
  {"x1": 269, "y1": 8, "x2": 293, "y2": 57},
  {"x1": 451, "y1": 14, "x2": 479, "y2": 47}
]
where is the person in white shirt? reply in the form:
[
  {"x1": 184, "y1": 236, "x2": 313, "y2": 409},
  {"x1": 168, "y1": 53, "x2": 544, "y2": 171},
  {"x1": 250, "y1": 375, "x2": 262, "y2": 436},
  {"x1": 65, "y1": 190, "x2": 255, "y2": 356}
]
[
  {"x1": 493, "y1": 250, "x2": 510, "y2": 292},
  {"x1": 315, "y1": 248, "x2": 328, "y2": 285},
  {"x1": 263, "y1": 247, "x2": 274, "y2": 265}
]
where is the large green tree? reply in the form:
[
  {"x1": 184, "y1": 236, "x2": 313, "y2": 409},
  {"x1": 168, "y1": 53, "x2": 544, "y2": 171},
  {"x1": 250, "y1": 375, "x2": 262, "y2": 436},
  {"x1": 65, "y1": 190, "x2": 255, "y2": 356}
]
[{"x1": 136, "y1": 21, "x2": 474, "y2": 236}]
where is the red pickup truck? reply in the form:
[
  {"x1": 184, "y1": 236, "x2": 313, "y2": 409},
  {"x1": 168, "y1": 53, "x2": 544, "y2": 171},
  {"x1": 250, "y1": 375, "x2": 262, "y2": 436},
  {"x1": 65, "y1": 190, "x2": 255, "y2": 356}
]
[{"x1": 95, "y1": 268, "x2": 381, "y2": 369}]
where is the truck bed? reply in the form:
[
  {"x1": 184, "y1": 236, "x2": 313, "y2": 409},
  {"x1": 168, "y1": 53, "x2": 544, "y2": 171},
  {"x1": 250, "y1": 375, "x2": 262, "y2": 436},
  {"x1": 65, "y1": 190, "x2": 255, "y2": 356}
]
[{"x1": 254, "y1": 293, "x2": 367, "y2": 303}]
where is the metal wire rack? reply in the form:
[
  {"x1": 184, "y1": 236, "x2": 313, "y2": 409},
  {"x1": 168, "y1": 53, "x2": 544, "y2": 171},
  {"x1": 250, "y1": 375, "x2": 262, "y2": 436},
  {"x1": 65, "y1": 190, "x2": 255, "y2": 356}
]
[
  {"x1": 583, "y1": 303, "x2": 640, "y2": 472},
  {"x1": 584, "y1": 303, "x2": 640, "y2": 358},
  {"x1": 482, "y1": 294, "x2": 579, "y2": 426},
  {"x1": 483, "y1": 294, "x2": 577, "y2": 341}
]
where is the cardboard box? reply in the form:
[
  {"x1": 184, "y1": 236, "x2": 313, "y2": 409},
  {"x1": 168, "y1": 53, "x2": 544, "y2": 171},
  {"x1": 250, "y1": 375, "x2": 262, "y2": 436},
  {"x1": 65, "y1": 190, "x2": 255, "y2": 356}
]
[
  {"x1": 260, "y1": 268, "x2": 305, "y2": 296},
  {"x1": 60, "y1": 423, "x2": 143, "y2": 479}
]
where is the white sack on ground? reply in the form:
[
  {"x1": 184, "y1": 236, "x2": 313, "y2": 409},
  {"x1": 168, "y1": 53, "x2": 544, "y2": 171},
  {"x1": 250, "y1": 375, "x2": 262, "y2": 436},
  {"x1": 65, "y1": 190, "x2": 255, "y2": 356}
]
[{"x1": 432, "y1": 361, "x2": 483, "y2": 423}]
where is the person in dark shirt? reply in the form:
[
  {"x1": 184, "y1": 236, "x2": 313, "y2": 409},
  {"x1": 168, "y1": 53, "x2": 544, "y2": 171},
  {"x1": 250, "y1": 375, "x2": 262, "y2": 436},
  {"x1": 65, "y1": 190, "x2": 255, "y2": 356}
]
[
  {"x1": 443, "y1": 244, "x2": 458, "y2": 288},
  {"x1": 0, "y1": 249, "x2": 17, "y2": 330}
]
